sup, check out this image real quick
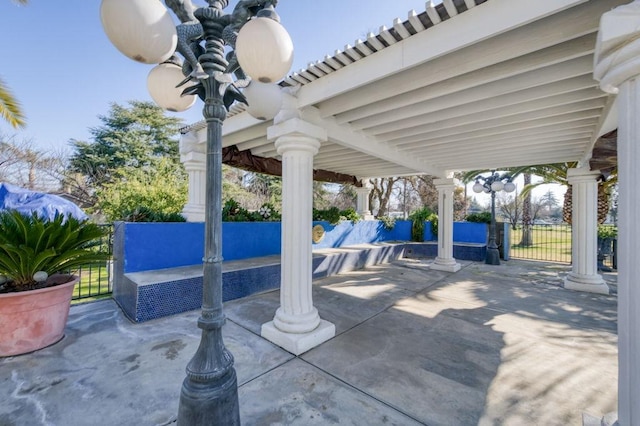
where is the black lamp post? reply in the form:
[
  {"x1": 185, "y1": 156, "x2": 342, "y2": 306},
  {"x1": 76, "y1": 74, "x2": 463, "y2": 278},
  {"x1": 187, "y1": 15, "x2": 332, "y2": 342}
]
[
  {"x1": 100, "y1": 1, "x2": 293, "y2": 424},
  {"x1": 472, "y1": 171, "x2": 516, "y2": 265}
]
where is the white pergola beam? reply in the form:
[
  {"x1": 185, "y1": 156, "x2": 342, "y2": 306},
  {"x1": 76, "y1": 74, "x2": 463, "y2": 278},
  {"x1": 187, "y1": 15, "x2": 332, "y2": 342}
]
[
  {"x1": 394, "y1": 119, "x2": 598, "y2": 150},
  {"x1": 385, "y1": 98, "x2": 606, "y2": 143},
  {"x1": 337, "y1": 50, "x2": 595, "y2": 125},
  {"x1": 370, "y1": 88, "x2": 605, "y2": 137},
  {"x1": 391, "y1": 109, "x2": 602, "y2": 147},
  {"x1": 311, "y1": 0, "x2": 612, "y2": 115},
  {"x1": 351, "y1": 73, "x2": 598, "y2": 131}
]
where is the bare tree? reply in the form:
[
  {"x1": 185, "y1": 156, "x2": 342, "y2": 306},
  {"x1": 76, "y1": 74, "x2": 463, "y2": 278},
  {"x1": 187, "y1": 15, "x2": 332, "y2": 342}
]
[{"x1": 368, "y1": 177, "x2": 400, "y2": 217}]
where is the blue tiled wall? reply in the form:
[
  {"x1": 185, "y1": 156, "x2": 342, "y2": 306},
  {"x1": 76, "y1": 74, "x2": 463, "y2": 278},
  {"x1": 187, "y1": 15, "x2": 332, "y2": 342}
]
[{"x1": 118, "y1": 220, "x2": 487, "y2": 274}]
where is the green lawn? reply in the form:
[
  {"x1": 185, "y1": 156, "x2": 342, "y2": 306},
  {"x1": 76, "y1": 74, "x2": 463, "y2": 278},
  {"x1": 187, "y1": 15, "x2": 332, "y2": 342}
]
[
  {"x1": 71, "y1": 262, "x2": 113, "y2": 304},
  {"x1": 509, "y1": 225, "x2": 572, "y2": 263}
]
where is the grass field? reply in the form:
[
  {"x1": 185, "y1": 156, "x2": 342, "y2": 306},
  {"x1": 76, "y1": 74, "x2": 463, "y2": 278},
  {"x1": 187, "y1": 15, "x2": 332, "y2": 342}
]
[
  {"x1": 509, "y1": 224, "x2": 572, "y2": 263},
  {"x1": 71, "y1": 262, "x2": 113, "y2": 304}
]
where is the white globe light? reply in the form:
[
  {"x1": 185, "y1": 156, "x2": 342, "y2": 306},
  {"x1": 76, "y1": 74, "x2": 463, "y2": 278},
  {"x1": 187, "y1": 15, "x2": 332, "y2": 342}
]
[
  {"x1": 147, "y1": 62, "x2": 196, "y2": 112},
  {"x1": 472, "y1": 183, "x2": 484, "y2": 193},
  {"x1": 243, "y1": 81, "x2": 283, "y2": 120},
  {"x1": 504, "y1": 182, "x2": 516, "y2": 193},
  {"x1": 491, "y1": 181, "x2": 504, "y2": 192},
  {"x1": 100, "y1": 0, "x2": 177, "y2": 64},
  {"x1": 483, "y1": 187, "x2": 491, "y2": 193},
  {"x1": 236, "y1": 17, "x2": 294, "y2": 83}
]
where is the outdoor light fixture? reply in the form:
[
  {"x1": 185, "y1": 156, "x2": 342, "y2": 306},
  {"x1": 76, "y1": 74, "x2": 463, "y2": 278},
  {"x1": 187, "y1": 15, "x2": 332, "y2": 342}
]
[
  {"x1": 100, "y1": 0, "x2": 177, "y2": 64},
  {"x1": 472, "y1": 170, "x2": 516, "y2": 265},
  {"x1": 243, "y1": 80, "x2": 283, "y2": 120},
  {"x1": 147, "y1": 57, "x2": 197, "y2": 112},
  {"x1": 100, "y1": 1, "x2": 293, "y2": 424}
]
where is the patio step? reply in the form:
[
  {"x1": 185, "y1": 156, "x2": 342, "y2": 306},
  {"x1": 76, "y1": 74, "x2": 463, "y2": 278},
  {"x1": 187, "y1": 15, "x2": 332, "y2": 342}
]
[
  {"x1": 114, "y1": 242, "x2": 405, "y2": 323},
  {"x1": 113, "y1": 241, "x2": 486, "y2": 323}
]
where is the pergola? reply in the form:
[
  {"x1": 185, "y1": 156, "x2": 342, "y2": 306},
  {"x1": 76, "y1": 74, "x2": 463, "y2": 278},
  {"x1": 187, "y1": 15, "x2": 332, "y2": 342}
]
[{"x1": 179, "y1": 0, "x2": 640, "y2": 423}]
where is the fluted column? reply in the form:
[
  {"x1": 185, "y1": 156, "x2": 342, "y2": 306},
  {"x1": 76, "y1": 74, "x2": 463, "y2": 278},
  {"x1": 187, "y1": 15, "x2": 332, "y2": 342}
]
[
  {"x1": 594, "y1": 2, "x2": 640, "y2": 423},
  {"x1": 563, "y1": 168, "x2": 609, "y2": 294},
  {"x1": 355, "y1": 184, "x2": 374, "y2": 220},
  {"x1": 261, "y1": 118, "x2": 335, "y2": 355},
  {"x1": 180, "y1": 134, "x2": 206, "y2": 222},
  {"x1": 430, "y1": 178, "x2": 461, "y2": 272}
]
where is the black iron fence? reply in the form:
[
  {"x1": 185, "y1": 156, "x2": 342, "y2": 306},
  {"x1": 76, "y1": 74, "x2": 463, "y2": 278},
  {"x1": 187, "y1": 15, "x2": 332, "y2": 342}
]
[
  {"x1": 71, "y1": 224, "x2": 114, "y2": 302},
  {"x1": 508, "y1": 223, "x2": 617, "y2": 270}
]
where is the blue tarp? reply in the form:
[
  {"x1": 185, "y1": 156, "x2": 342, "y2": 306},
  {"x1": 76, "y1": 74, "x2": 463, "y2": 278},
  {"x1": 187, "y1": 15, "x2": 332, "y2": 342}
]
[{"x1": 0, "y1": 183, "x2": 88, "y2": 221}]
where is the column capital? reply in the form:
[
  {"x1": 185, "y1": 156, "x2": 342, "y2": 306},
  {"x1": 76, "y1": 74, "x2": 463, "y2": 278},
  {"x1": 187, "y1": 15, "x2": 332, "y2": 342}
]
[
  {"x1": 567, "y1": 167, "x2": 601, "y2": 184},
  {"x1": 433, "y1": 178, "x2": 456, "y2": 190},
  {"x1": 267, "y1": 117, "x2": 328, "y2": 143},
  {"x1": 594, "y1": 1, "x2": 640, "y2": 94},
  {"x1": 355, "y1": 186, "x2": 371, "y2": 195}
]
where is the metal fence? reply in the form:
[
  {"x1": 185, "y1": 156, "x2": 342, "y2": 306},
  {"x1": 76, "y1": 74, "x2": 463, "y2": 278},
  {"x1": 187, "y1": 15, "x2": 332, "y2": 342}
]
[
  {"x1": 71, "y1": 224, "x2": 114, "y2": 302},
  {"x1": 508, "y1": 223, "x2": 617, "y2": 270}
]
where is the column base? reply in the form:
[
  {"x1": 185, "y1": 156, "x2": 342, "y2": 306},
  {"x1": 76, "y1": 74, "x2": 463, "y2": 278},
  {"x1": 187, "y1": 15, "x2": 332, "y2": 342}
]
[
  {"x1": 361, "y1": 214, "x2": 375, "y2": 221},
  {"x1": 430, "y1": 258, "x2": 461, "y2": 272},
  {"x1": 182, "y1": 204, "x2": 205, "y2": 222},
  {"x1": 261, "y1": 319, "x2": 336, "y2": 356},
  {"x1": 564, "y1": 272, "x2": 609, "y2": 295},
  {"x1": 582, "y1": 412, "x2": 618, "y2": 426}
]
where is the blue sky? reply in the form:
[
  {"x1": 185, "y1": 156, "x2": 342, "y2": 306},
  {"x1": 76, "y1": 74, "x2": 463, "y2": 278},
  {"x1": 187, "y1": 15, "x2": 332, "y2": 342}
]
[{"x1": 0, "y1": 0, "x2": 437, "y2": 153}]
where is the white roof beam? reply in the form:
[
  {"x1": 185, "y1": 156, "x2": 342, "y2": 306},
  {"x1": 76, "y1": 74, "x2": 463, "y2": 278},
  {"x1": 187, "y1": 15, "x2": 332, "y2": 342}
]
[
  {"x1": 384, "y1": 98, "x2": 606, "y2": 143},
  {"x1": 414, "y1": 132, "x2": 594, "y2": 157},
  {"x1": 393, "y1": 112, "x2": 602, "y2": 148},
  {"x1": 307, "y1": 0, "x2": 615, "y2": 114},
  {"x1": 369, "y1": 88, "x2": 605, "y2": 137},
  {"x1": 331, "y1": 33, "x2": 596, "y2": 123},
  {"x1": 302, "y1": 111, "x2": 443, "y2": 176},
  {"x1": 351, "y1": 73, "x2": 597, "y2": 131}
]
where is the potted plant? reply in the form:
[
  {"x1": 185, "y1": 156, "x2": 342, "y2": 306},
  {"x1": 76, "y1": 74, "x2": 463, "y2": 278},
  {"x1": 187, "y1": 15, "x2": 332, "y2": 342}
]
[{"x1": 0, "y1": 210, "x2": 109, "y2": 356}]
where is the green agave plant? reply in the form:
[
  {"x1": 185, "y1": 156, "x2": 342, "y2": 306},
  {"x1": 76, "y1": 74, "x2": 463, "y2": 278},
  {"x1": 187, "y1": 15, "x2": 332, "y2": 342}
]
[{"x1": 0, "y1": 210, "x2": 109, "y2": 290}]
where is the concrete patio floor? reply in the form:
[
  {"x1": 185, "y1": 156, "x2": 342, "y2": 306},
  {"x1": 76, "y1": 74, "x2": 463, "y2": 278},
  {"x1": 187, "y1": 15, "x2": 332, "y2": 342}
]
[{"x1": 0, "y1": 259, "x2": 618, "y2": 426}]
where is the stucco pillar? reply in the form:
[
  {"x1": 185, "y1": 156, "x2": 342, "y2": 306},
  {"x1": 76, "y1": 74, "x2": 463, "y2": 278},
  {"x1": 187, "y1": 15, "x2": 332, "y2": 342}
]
[
  {"x1": 261, "y1": 118, "x2": 335, "y2": 355},
  {"x1": 430, "y1": 178, "x2": 461, "y2": 272},
  {"x1": 355, "y1": 184, "x2": 374, "y2": 220},
  {"x1": 180, "y1": 133, "x2": 206, "y2": 222},
  {"x1": 563, "y1": 168, "x2": 609, "y2": 295},
  {"x1": 594, "y1": 2, "x2": 640, "y2": 424}
]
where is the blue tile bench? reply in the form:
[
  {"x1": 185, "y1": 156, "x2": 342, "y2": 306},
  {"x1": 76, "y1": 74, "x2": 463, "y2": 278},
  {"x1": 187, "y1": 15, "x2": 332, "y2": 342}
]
[{"x1": 113, "y1": 241, "x2": 486, "y2": 323}]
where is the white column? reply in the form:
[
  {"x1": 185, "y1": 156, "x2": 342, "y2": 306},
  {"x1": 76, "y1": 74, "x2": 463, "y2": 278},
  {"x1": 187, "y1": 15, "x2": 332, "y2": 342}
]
[
  {"x1": 430, "y1": 178, "x2": 461, "y2": 272},
  {"x1": 181, "y1": 151, "x2": 206, "y2": 222},
  {"x1": 563, "y1": 168, "x2": 609, "y2": 295},
  {"x1": 594, "y1": 3, "x2": 640, "y2": 423},
  {"x1": 261, "y1": 118, "x2": 335, "y2": 355},
  {"x1": 355, "y1": 184, "x2": 374, "y2": 220}
]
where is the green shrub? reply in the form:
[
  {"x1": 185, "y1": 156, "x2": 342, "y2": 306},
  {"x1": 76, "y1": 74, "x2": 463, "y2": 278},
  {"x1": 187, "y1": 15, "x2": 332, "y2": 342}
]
[
  {"x1": 0, "y1": 211, "x2": 109, "y2": 290},
  {"x1": 313, "y1": 207, "x2": 361, "y2": 225},
  {"x1": 222, "y1": 199, "x2": 281, "y2": 222},
  {"x1": 409, "y1": 207, "x2": 437, "y2": 242},
  {"x1": 379, "y1": 216, "x2": 396, "y2": 231},
  {"x1": 465, "y1": 212, "x2": 492, "y2": 224},
  {"x1": 597, "y1": 225, "x2": 618, "y2": 240},
  {"x1": 123, "y1": 206, "x2": 186, "y2": 222}
]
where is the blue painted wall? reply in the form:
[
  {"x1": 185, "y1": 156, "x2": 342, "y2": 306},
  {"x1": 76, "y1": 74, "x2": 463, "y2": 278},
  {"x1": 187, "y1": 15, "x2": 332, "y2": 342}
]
[
  {"x1": 123, "y1": 222, "x2": 281, "y2": 273},
  {"x1": 121, "y1": 220, "x2": 488, "y2": 273},
  {"x1": 453, "y1": 222, "x2": 487, "y2": 244},
  {"x1": 311, "y1": 220, "x2": 412, "y2": 249}
]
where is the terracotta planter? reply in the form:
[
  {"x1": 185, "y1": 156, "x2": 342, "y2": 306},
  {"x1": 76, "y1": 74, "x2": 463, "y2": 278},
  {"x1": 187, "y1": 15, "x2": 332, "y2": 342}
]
[{"x1": 0, "y1": 277, "x2": 78, "y2": 357}]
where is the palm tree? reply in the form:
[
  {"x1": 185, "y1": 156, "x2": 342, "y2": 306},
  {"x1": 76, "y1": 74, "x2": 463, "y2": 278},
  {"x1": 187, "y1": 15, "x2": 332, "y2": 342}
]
[
  {"x1": 1, "y1": 0, "x2": 28, "y2": 128},
  {"x1": 0, "y1": 78, "x2": 25, "y2": 129}
]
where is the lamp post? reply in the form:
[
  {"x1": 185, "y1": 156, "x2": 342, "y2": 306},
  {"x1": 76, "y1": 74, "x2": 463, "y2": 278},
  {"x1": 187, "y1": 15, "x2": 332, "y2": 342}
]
[
  {"x1": 100, "y1": 1, "x2": 293, "y2": 424},
  {"x1": 472, "y1": 171, "x2": 516, "y2": 265}
]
